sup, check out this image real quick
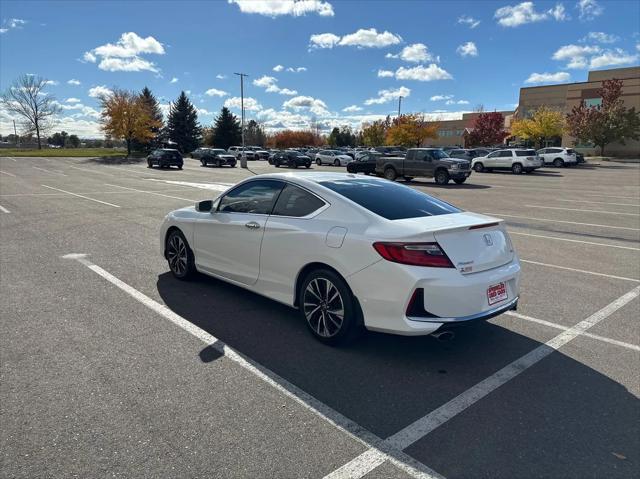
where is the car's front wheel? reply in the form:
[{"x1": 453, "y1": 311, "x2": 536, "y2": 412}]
[
  {"x1": 166, "y1": 230, "x2": 195, "y2": 280},
  {"x1": 435, "y1": 169, "x2": 450, "y2": 185},
  {"x1": 299, "y1": 269, "x2": 361, "y2": 345},
  {"x1": 473, "y1": 162, "x2": 484, "y2": 172},
  {"x1": 316, "y1": 158, "x2": 322, "y2": 166},
  {"x1": 553, "y1": 158, "x2": 564, "y2": 167},
  {"x1": 333, "y1": 159, "x2": 340, "y2": 166},
  {"x1": 200, "y1": 159, "x2": 207, "y2": 167}
]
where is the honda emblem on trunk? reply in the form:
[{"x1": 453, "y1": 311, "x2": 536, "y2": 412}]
[{"x1": 483, "y1": 233, "x2": 493, "y2": 246}]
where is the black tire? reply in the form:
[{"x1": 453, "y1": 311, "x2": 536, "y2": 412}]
[
  {"x1": 383, "y1": 167, "x2": 397, "y2": 181},
  {"x1": 333, "y1": 159, "x2": 340, "y2": 167},
  {"x1": 473, "y1": 162, "x2": 484, "y2": 173},
  {"x1": 177, "y1": 165, "x2": 183, "y2": 170},
  {"x1": 435, "y1": 169, "x2": 450, "y2": 185},
  {"x1": 166, "y1": 229, "x2": 196, "y2": 280},
  {"x1": 305, "y1": 163, "x2": 311, "y2": 169},
  {"x1": 553, "y1": 158, "x2": 564, "y2": 167},
  {"x1": 299, "y1": 269, "x2": 361, "y2": 345},
  {"x1": 511, "y1": 163, "x2": 523, "y2": 174},
  {"x1": 200, "y1": 159, "x2": 206, "y2": 167},
  {"x1": 147, "y1": 159, "x2": 153, "y2": 168},
  {"x1": 454, "y1": 178, "x2": 466, "y2": 184},
  {"x1": 275, "y1": 161, "x2": 280, "y2": 168},
  {"x1": 316, "y1": 158, "x2": 322, "y2": 166}
]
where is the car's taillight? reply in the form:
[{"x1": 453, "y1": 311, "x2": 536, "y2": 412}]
[{"x1": 373, "y1": 242, "x2": 454, "y2": 268}]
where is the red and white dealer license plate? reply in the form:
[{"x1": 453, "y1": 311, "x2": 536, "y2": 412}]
[{"x1": 487, "y1": 282, "x2": 508, "y2": 306}]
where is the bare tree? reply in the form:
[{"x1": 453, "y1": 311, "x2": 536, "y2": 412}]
[{"x1": 1, "y1": 75, "x2": 61, "y2": 149}]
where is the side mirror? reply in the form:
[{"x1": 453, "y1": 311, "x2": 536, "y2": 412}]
[{"x1": 196, "y1": 200, "x2": 213, "y2": 212}]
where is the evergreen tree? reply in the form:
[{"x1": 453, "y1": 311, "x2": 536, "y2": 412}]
[
  {"x1": 167, "y1": 91, "x2": 202, "y2": 153},
  {"x1": 133, "y1": 86, "x2": 165, "y2": 151},
  {"x1": 212, "y1": 107, "x2": 242, "y2": 149}
]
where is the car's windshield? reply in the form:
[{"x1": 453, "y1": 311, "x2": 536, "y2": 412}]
[
  {"x1": 319, "y1": 179, "x2": 461, "y2": 220},
  {"x1": 212, "y1": 149, "x2": 226, "y2": 154}
]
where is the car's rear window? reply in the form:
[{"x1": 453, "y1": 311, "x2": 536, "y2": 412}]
[
  {"x1": 515, "y1": 150, "x2": 537, "y2": 156},
  {"x1": 319, "y1": 178, "x2": 461, "y2": 220}
]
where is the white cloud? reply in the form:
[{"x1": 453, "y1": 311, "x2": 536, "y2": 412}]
[
  {"x1": 309, "y1": 28, "x2": 402, "y2": 49},
  {"x1": 228, "y1": 0, "x2": 335, "y2": 17},
  {"x1": 552, "y1": 44, "x2": 601, "y2": 68},
  {"x1": 197, "y1": 108, "x2": 213, "y2": 116},
  {"x1": 224, "y1": 96, "x2": 262, "y2": 111},
  {"x1": 205, "y1": 88, "x2": 228, "y2": 97},
  {"x1": 0, "y1": 29, "x2": 7, "y2": 34},
  {"x1": 252, "y1": 75, "x2": 297, "y2": 95},
  {"x1": 584, "y1": 32, "x2": 619, "y2": 43},
  {"x1": 216, "y1": 74, "x2": 227, "y2": 79},
  {"x1": 525, "y1": 71, "x2": 571, "y2": 83},
  {"x1": 495, "y1": 2, "x2": 569, "y2": 27},
  {"x1": 456, "y1": 41, "x2": 478, "y2": 57},
  {"x1": 342, "y1": 105, "x2": 363, "y2": 112},
  {"x1": 83, "y1": 32, "x2": 164, "y2": 73},
  {"x1": 170, "y1": 77, "x2": 178, "y2": 83},
  {"x1": 377, "y1": 69, "x2": 394, "y2": 78},
  {"x1": 445, "y1": 99, "x2": 470, "y2": 105},
  {"x1": 67, "y1": 79, "x2": 81, "y2": 85},
  {"x1": 283, "y1": 95, "x2": 329, "y2": 116},
  {"x1": 65, "y1": 98, "x2": 81, "y2": 103},
  {"x1": 286, "y1": 66, "x2": 307, "y2": 72},
  {"x1": 273, "y1": 64, "x2": 284, "y2": 72},
  {"x1": 577, "y1": 0, "x2": 603, "y2": 21},
  {"x1": 364, "y1": 86, "x2": 411, "y2": 105},
  {"x1": 309, "y1": 32, "x2": 340, "y2": 49},
  {"x1": 589, "y1": 49, "x2": 639, "y2": 68},
  {"x1": 387, "y1": 43, "x2": 433, "y2": 62},
  {"x1": 88, "y1": 85, "x2": 112, "y2": 98},
  {"x1": 44, "y1": 80, "x2": 59, "y2": 86},
  {"x1": 637, "y1": 43, "x2": 640, "y2": 52},
  {"x1": 394, "y1": 64, "x2": 453, "y2": 81},
  {"x1": 0, "y1": 18, "x2": 26, "y2": 34},
  {"x1": 430, "y1": 94, "x2": 454, "y2": 101},
  {"x1": 457, "y1": 15, "x2": 481, "y2": 28}
]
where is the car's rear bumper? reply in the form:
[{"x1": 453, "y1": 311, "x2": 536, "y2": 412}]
[{"x1": 348, "y1": 257, "x2": 521, "y2": 336}]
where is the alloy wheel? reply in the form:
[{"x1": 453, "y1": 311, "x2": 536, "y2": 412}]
[
  {"x1": 167, "y1": 234, "x2": 188, "y2": 276},
  {"x1": 303, "y1": 278, "x2": 344, "y2": 338}
]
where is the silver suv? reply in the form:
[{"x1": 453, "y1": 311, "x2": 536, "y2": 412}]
[
  {"x1": 536, "y1": 147, "x2": 577, "y2": 167},
  {"x1": 471, "y1": 149, "x2": 543, "y2": 174}
]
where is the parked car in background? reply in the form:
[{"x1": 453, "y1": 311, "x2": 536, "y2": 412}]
[
  {"x1": 272, "y1": 151, "x2": 312, "y2": 168},
  {"x1": 147, "y1": 149, "x2": 183, "y2": 169},
  {"x1": 374, "y1": 146, "x2": 407, "y2": 157},
  {"x1": 248, "y1": 146, "x2": 270, "y2": 160},
  {"x1": 161, "y1": 172, "x2": 520, "y2": 344},
  {"x1": 536, "y1": 147, "x2": 578, "y2": 167},
  {"x1": 472, "y1": 149, "x2": 542, "y2": 174},
  {"x1": 196, "y1": 148, "x2": 237, "y2": 167},
  {"x1": 347, "y1": 152, "x2": 384, "y2": 175},
  {"x1": 228, "y1": 146, "x2": 257, "y2": 160},
  {"x1": 315, "y1": 150, "x2": 353, "y2": 166},
  {"x1": 448, "y1": 148, "x2": 492, "y2": 161},
  {"x1": 376, "y1": 148, "x2": 471, "y2": 185}
]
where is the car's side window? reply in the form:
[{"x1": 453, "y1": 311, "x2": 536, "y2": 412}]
[
  {"x1": 271, "y1": 184, "x2": 326, "y2": 218},
  {"x1": 487, "y1": 151, "x2": 499, "y2": 158},
  {"x1": 415, "y1": 150, "x2": 430, "y2": 161},
  {"x1": 499, "y1": 150, "x2": 513, "y2": 157},
  {"x1": 218, "y1": 180, "x2": 285, "y2": 215}
]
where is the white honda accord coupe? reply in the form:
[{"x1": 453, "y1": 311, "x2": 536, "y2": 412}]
[{"x1": 160, "y1": 172, "x2": 520, "y2": 344}]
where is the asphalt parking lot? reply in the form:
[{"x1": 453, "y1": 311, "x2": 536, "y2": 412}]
[{"x1": 1, "y1": 155, "x2": 639, "y2": 479}]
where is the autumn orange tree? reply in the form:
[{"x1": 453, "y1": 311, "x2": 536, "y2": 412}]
[
  {"x1": 385, "y1": 114, "x2": 439, "y2": 147},
  {"x1": 100, "y1": 89, "x2": 161, "y2": 156},
  {"x1": 266, "y1": 130, "x2": 320, "y2": 148},
  {"x1": 361, "y1": 117, "x2": 390, "y2": 146}
]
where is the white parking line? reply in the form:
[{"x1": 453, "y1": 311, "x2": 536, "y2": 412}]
[
  {"x1": 0, "y1": 204, "x2": 10, "y2": 213},
  {"x1": 0, "y1": 170, "x2": 16, "y2": 177},
  {"x1": 509, "y1": 231, "x2": 640, "y2": 251},
  {"x1": 485, "y1": 212, "x2": 640, "y2": 231},
  {"x1": 554, "y1": 198, "x2": 640, "y2": 207},
  {"x1": 104, "y1": 183, "x2": 198, "y2": 202},
  {"x1": 62, "y1": 254, "x2": 442, "y2": 479},
  {"x1": 505, "y1": 311, "x2": 640, "y2": 352},
  {"x1": 41, "y1": 185, "x2": 121, "y2": 208},
  {"x1": 32, "y1": 166, "x2": 68, "y2": 176},
  {"x1": 520, "y1": 259, "x2": 640, "y2": 282},
  {"x1": 0, "y1": 189, "x2": 197, "y2": 197},
  {"x1": 525, "y1": 204, "x2": 640, "y2": 217},
  {"x1": 324, "y1": 286, "x2": 640, "y2": 479}
]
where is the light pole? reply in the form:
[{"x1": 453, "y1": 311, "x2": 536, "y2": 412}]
[
  {"x1": 398, "y1": 96, "x2": 403, "y2": 118},
  {"x1": 234, "y1": 72, "x2": 249, "y2": 168}
]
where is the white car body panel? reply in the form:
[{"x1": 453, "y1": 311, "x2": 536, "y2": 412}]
[
  {"x1": 160, "y1": 172, "x2": 521, "y2": 336},
  {"x1": 537, "y1": 148, "x2": 577, "y2": 165},
  {"x1": 315, "y1": 151, "x2": 353, "y2": 166}
]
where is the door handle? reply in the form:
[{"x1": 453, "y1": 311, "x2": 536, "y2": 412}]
[{"x1": 245, "y1": 221, "x2": 260, "y2": 229}]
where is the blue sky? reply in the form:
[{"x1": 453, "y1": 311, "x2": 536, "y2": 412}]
[{"x1": 1, "y1": 0, "x2": 638, "y2": 137}]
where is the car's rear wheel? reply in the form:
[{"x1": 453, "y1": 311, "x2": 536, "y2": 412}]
[
  {"x1": 553, "y1": 158, "x2": 564, "y2": 167},
  {"x1": 300, "y1": 269, "x2": 360, "y2": 345},
  {"x1": 473, "y1": 162, "x2": 484, "y2": 173},
  {"x1": 166, "y1": 230, "x2": 195, "y2": 280},
  {"x1": 333, "y1": 159, "x2": 340, "y2": 166},
  {"x1": 383, "y1": 167, "x2": 397, "y2": 181},
  {"x1": 435, "y1": 169, "x2": 450, "y2": 185},
  {"x1": 511, "y1": 163, "x2": 523, "y2": 174}
]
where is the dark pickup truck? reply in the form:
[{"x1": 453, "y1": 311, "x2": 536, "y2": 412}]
[{"x1": 375, "y1": 148, "x2": 472, "y2": 185}]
